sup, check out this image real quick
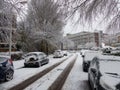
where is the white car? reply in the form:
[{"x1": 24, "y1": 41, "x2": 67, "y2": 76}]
[
  {"x1": 80, "y1": 49, "x2": 90, "y2": 56},
  {"x1": 53, "y1": 50, "x2": 64, "y2": 58},
  {"x1": 23, "y1": 52, "x2": 49, "y2": 67},
  {"x1": 62, "y1": 51, "x2": 68, "y2": 56}
]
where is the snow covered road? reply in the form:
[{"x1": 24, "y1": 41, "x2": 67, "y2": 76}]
[
  {"x1": 24, "y1": 54, "x2": 77, "y2": 90},
  {"x1": 0, "y1": 54, "x2": 72, "y2": 90},
  {"x1": 62, "y1": 53, "x2": 91, "y2": 90},
  {"x1": 0, "y1": 53, "x2": 92, "y2": 90}
]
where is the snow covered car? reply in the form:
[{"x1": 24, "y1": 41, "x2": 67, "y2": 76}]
[
  {"x1": 82, "y1": 51, "x2": 101, "y2": 72},
  {"x1": 62, "y1": 51, "x2": 68, "y2": 56},
  {"x1": 88, "y1": 55, "x2": 120, "y2": 90},
  {"x1": 80, "y1": 49, "x2": 90, "y2": 57},
  {"x1": 24, "y1": 52, "x2": 49, "y2": 67},
  {"x1": 53, "y1": 50, "x2": 64, "y2": 58},
  {"x1": 0, "y1": 55, "x2": 14, "y2": 81}
]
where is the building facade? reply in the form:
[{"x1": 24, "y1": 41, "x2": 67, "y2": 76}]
[{"x1": 66, "y1": 31, "x2": 102, "y2": 49}]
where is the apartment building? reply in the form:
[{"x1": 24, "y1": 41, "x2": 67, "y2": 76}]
[{"x1": 66, "y1": 31, "x2": 102, "y2": 49}]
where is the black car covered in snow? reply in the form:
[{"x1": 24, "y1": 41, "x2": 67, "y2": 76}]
[
  {"x1": 82, "y1": 50, "x2": 101, "y2": 72},
  {"x1": 88, "y1": 55, "x2": 120, "y2": 90},
  {"x1": 0, "y1": 55, "x2": 14, "y2": 82}
]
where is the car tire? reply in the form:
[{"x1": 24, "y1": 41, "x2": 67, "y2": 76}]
[
  {"x1": 83, "y1": 65, "x2": 86, "y2": 72},
  {"x1": 24, "y1": 63, "x2": 27, "y2": 67},
  {"x1": 5, "y1": 70, "x2": 14, "y2": 81},
  {"x1": 36, "y1": 62, "x2": 41, "y2": 67},
  {"x1": 88, "y1": 73, "x2": 91, "y2": 84},
  {"x1": 46, "y1": 60, "x2": 49, "y2": 64}
]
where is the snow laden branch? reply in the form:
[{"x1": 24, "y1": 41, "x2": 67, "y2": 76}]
[{"x1": 59, "y1": 0, "x2": 120, "y2": 33}]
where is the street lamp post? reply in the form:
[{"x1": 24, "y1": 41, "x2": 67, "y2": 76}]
[{"x1": 9, "y1": 27, "x2": 12, "y2": 58}]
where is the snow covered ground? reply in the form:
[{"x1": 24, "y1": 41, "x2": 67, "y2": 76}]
[
  {"x1": 0, "y1": 54, "x2": 72, "y2": 90},
  {"x1": 13, "y1": 59, "x2": 24, "y2": 69},
  {"x1": 24, "y1": 54, "x2": 77, "y2": 90},
  {"x1": 0, "y1": 52, "x2": 92, "y2": 90},
  {"x1": 62, "y1": 53, "x2": 91, "y2": 90}
]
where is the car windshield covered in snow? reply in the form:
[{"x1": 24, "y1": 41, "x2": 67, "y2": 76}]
[
  {"x1": 54, "y1": 51, "x2": 60, "y2": 54},
  {"x1": 24, "y1": 53, "x2": 37, "y2": 57},
  {"x1": 99, "y1": 59, "x2": 120, "y2": 75}
]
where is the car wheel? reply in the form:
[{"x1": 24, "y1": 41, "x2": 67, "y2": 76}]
[
  {"x1": 36, "y1": 62, "x2": 41, "y2": 67},
  {"x1": 88, "y1": 73, "x2": 91, "y2": 84},
  {"x1": 46, "y1": 60, "x2": 49, "y2": 64},
  {"x1": 83, "y1": 65, "x2": 86, "y2": 72},
  {"x1": 24, "y1": 63, "x2": 27, "y2": 67},
  {"x1": 5, "y1": 70, "x2": 13, "y2": 81}
]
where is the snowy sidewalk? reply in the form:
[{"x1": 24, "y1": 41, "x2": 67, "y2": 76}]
[{"x1": 62, "y1": 53, "x2": 91, "y2": 90}]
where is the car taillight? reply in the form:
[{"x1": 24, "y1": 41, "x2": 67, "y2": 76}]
[{"x1": 9, "y1": 59, "x2": 13, "y2": 64}]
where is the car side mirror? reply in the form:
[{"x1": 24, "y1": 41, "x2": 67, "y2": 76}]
[
  {"x1": 82, "y1": 55, "x2": 84, "y2": 58},
  {"x1": 91, "y1": 68, "x2": 97, "y2": 75}
]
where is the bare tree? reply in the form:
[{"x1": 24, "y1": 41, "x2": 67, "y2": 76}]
[{"x1": 58, "y1": 0, "x2": 120, "y2": 33}]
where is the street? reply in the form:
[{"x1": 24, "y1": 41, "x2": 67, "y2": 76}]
[
  {"x1": 62, "y1": 53, "x2": 91, "y2": 90},
  {"x1": 1, "y1": 0, "x2": 120, "y2": 90},
  {"x1": 0, "y1": 53, "x2": 92, "y2": 90}
]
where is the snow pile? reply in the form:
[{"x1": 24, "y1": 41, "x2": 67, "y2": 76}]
[{"x1": 13, "y1": 59, "x2": 24, "y2": 69}]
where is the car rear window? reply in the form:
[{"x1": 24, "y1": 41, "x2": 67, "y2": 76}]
[
  {"x1": 24, "y1": 53, "x2": 37, "y2": 57},
  {"x1": 0, "y1": 57, "x2": 8, "y2": 61}
]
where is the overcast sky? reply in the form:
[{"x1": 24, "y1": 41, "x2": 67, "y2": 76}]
[{"x1": 63, "y1": 12, "x2": 108, "y2": 36}]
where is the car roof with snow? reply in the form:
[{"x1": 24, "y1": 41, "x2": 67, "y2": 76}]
[
  {"x1": 84, "y1": 51, "x2": 102, "y2": 61},
  {"x1": 80, "y1": 49, "x2": 90, "y2": 55},
  {"x1": 0, "y1": 55, "x2": 10, "y2": 58},
  {"x1": 24, "y1": 52, "x2": 45, "y2": 56}
]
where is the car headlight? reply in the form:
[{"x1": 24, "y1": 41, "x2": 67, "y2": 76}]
[{"x1": 100, "y1": 76, "x2": 116, "y2": 90}]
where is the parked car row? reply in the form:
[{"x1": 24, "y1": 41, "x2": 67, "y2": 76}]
[
  {"x1": 81, "y1": 50, "x2": 120, "y2": 90},
  {"x1": 0, "y1": 50, "x2": 68, "y2": 82},
  {"x1": 0, "y1": 52, "x2": 49, "y2": 82}
]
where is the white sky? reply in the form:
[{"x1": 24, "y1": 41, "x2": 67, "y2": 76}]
[{"x1": 63, "y1": 12, "x2": 108, "y2": 36}]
